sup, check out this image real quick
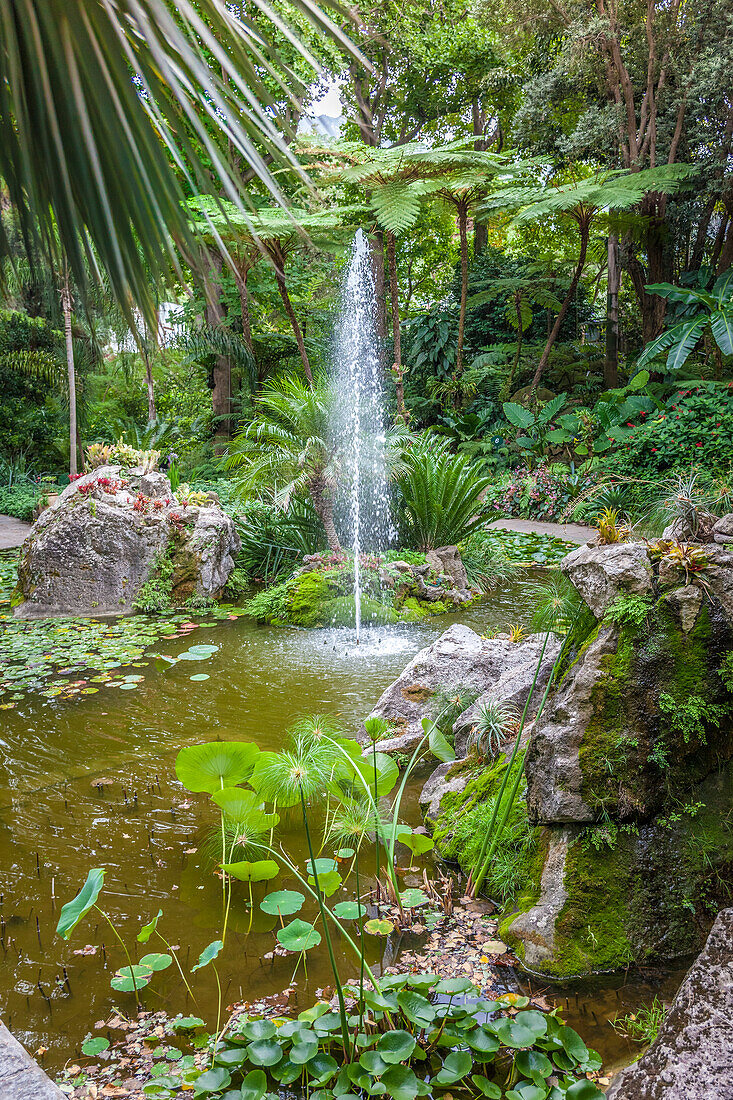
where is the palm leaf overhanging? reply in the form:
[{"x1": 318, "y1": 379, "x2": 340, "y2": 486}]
[{"x1": 0, "y1": 0, "x2": 363, "y2": 326}]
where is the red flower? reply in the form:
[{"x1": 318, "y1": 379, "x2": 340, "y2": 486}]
[{"x1": 696, "y1": 442, "x2": 703, "y2": 447}]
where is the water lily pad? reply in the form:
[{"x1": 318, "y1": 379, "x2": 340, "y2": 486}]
[
  {"x1": 260, "y1": 890, "x2": 305, "y2": 916},
  {"x1": 364, "y1": 918, "x2": 394, "y2": 936},
  {"x1": 276, "y1": 919, "x2": 321, "y2": 952},
  {"x1": 190, "y1": 673, "x2": 210, "y2": 681}
]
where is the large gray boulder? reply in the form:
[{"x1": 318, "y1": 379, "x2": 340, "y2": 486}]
[
  {"x1": 14, "y1": 466, "x2": 239, "y2": 617},
  {"x1": 561, "y1": 541, "x2": 653, "y2": 617},
  {"x1": 0, "y1": 1019, "x2": 65, "y2": 1099},
  {"x1": 525, "y1": 625, "x2": 619, "y2": 825},
  {"x1": 607, "y1": 907, "x2": 733, "y2": 1099},
  {"x1": 425, "y1": 545, "x2": 469, "y2": 590},
  {"x1": 364, "y1": 624, "x2": 560, "y2": 756},
  {"x1": 453, "y1": 634, "x2": 562, "y2": 757}
]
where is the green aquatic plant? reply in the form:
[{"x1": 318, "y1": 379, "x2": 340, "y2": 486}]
[
  {"x1": 132, "y1": 977, "x2": 605, "y2": 1100},
  {"x1": 611, "y1": 996, "x2": 667, "y2": 1050}
]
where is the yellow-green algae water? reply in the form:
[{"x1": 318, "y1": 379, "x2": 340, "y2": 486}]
[{"x1": 0, "y1": 582, "x2": 683, "y2": 1075}]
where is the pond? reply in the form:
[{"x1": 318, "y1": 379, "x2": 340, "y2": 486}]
[{"x1": 0, "y1": 575, "x2": 682, "y2": 1077}]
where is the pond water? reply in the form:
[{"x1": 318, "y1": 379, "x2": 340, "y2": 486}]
[{"x1": 0, "y1": 577, "x2": 682, "y2": 1076}]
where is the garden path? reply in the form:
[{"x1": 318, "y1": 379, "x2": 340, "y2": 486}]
[
  {"x1": 0, "y1": 514, "x2": 31, "y2": 550},
  {"x1": 487, "y1": 517, "x2": 594, "y2": 544}
]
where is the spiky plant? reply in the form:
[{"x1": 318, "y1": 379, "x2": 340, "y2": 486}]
[
  {"x1": 395, "y1": 441, "x2": 491, "y2": 550},
  {"x1": 466, "y1": 699, "x2": 519, "y2": 760},
  {"x1": 649, "y1": 469, "x2": 719, "y2": 538}
]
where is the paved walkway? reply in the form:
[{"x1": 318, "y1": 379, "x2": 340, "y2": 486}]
[
  {"x1": 0, "y1": 515, "x2": 31, "y2": 550},
  {"x1": 487, "y1": 517, "x2": 595, "y2": 545}
]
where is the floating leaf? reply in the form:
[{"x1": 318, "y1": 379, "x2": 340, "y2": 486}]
[
  {"x1": 399, "y1": 889, "x2": 429, "y2": 909},
  {"x1": 81, "y1": 1037, "x2": 110, "y2": 1056},
  {"x1": 139, "y1": 952, "x2": 172, "y2": 971},
  {"x1": 110, "y1": 964, "x2": 153, "y2": 992},
  {"x1": 246, "y1": 1039, "x2": 283, "y2": 1067},
  {"x1": 365, "y1": 918, "x2": 394, "y2": 936},
  {"x1": 333, "y1": 900, "x2": 366, "y2": 920},
  {"x1": 56, "y1": 868, "x2": 104, "y2": 940},
  {"x1": 396, "y1": 990, "x2": 435, "y2": 1027},
  {"x1": 260, "y1": 890, "x2": 304, "y2": 916},
  {"x1": 276, "y1": 919, "x2": 321, "y2": 952},
  {"x1": 241, "y1": 1019, "x2": 277, "y2": 1041},
  {"x1": 190, "y1": 673, "x2": 210, "y2": 681},
  {"x1": 193, "y1": 1066, "x2": 231, "y2": 1093},
  {"x1": 171, "y1": 1016, "x2": 205, "y2": 1031}
]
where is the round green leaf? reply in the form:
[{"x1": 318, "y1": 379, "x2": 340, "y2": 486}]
[
  {"x1": 240, "y1": 1069, "x2": 267, "y2": 1100},
  {"x1": 365, "y1": 918, "x2": 394, "y2": 936},
  {"x1": 396, "y1": 990, "x2": 435, "y2": 1027},
  {"x1": 140, "y1": 952, "x2": 173, "y2": 972},
  {"x1": 242, "y1": 1019, "x2": 277, "y2": 1041},
  {"x1": 290, "y1": 1034, "x2": 319, "y2": 1064},
  {"x1": 190, "y1": 673, "x2": 210, "y2": 681},
  {"x1": 565, "y1": 1081, "x2": 605, "y2": 1100},
  {"x1": 194, "y1": 1066, "x2": 231, "y2": 1093},
  {"x1": 246, "y1": 1039, "x2": 283, "y2": 1067},
  {"x1": 277, "y1": 919, "x2": 321, "y2": 952},
  {"x1": 305, "y1": 857, "x2": 337, "y2": 876},
  {"x1": 175, "y1": 741, "x2": 259, "y2": 794},
  {"x1": 382, "y1": 1064, "x2": 419, "y2": 1100},
  {"x1": 401, "y1": 833, "x2": 434, "y2": 857},
  {"x1": 434, "y1": 1050, "x2": 472, "y2": 1085},
  {"x1": 471, "y1": 1076, "x2": 502, "y2": 1098},
  {"x1": 307, "y1": 1053, "x2": 339, "y2": 1084},
  {"x1": 333, "y1": 900, "x2": 366, "y2": 920},
  {"x1": 435, "y1": 976, "x2": 477, "y2": 995},
  {"x1": 260, "y1": 890, "x2": 304, "y2": 916},
  {"x1": 138, "y1": 909, "x2": 163, "y2": 944},
  {"x1": 359, "y1": 1050, "x2": 390, "y2": 1076},
  {"x1": 376, "y1": 1030, "x2": 416, "y2": 1064},
  {"x1": 110, "y1": 964, "x2": 153, "y2": 992},
  {"x1": 558, "y1": 1025, "x2": 589, "y2": 1064},
  {"x1": 399, "y1": 889, "x2": 429, "y2": 909},
  {"x1": 82, "y1": 1037, "x2": 110, "y2": 1056},
  {"x1": 515, "y1": 1049, "x2": 553, "y2": 1081},
  {"x1": 191, "y1": 939, "x2": 223, "y2": 972}
]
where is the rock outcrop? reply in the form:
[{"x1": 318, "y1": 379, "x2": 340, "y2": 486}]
[
  {"x1": 0, "y1": 1019, "x2": 66, "y2": 1099},
  {"x1": 14, "y1": 466, "x2": 239, "y2": 617},
  {"x1": 498, "y1": 538, "x2": 733, "y2": 976},
  {"x1": 364, "y1": 624, "x2": 560, "y2": 755},
  {"x1": 607, "y1": 907, "x2": 733, "y2": 1099}
]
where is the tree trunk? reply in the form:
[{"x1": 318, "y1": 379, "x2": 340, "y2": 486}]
[
  {"x1": 272, "y1": 257, "x2": 313, "y2": 387},
  {"x1": 386, "y1": 231, "x2": 406, "y2": 421},
  {"x1": 500, "y1": 292, "x2": 524, "y2": 402},
  {"x1": 235, "y1": 266, "x2": 254, "y2": 355},
  {"x1": 61, "y1": 265, "x2": 78, "y2": 478},
  {"x1": 203, "y1": 249, "x2": 231, "y2": 449},
  {"x1": 531, "y1": 221, "x2": 590, "y2": 394},
  {"x1": 604, "y1": 232, "x2": 620, "y2": 389},
  {"x1": 310, "y1": 476, "x2": 340, "y2": 551},
  {"x1": 369, "y1": 226, "x2": 388, "y2": 346},
  {"x1": 454, "y1": 199, "x2": 470, "y2": 397}
]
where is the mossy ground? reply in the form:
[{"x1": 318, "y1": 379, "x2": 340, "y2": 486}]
[
  {"x1": 431, "y1": 752, "x2": 540, "y2": 908},
  {"x1": 241, "y1": 568, "x2": 454, "y2": 627}
]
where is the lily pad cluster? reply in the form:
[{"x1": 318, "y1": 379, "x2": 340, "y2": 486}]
[
  {"x1": 466, "y1": 530, "x2": 575, "y2": 567},
  {"x1": 138, "y1": 974, "x2": 605, "y2": 1100}
]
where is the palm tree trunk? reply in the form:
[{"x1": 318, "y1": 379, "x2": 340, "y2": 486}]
[
  {"x1": 271, "y1": 251, "x2": 313, "y2": 387},
  {"x1": 310, "y1": 477, "x2": 340, "y2": 551},
  {"x1": 386, "y1": 231, "x2": 406, "y2": 421},
  {"x1": 454, "y1": 198, "x2": 470, "y2": 398},
  {"x1": 531, "y1": 219, "x2": 590, "y2": 395},
  {"x1": 61, "y1": 264, "x2": 78, "y2": 477}
]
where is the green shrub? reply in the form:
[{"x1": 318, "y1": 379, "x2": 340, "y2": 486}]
[
  {"x1": 0, "y1": 483, "x2": 44, "y2": 521},
  {"x1": 396, "y1": 442, "x2": 491, "y2": 549}
]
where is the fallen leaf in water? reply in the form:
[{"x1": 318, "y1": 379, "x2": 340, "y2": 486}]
[
  {"x1": 35, "y1": 1045, "x2": 48, "y2": 1056},
  {"x1": 481, "y1": 940, "x2": 507, "y2": 955},
  {"x1": 184, "y1": 847, "x2": 197, "y2": 854},
  {"x1": 73, "y1": 944, "x2": 98, "y2": 956}
]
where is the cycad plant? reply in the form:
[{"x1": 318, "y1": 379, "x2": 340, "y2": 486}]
[{"x1": 396, "y1": 440, "x2": 491, "y2": 550}]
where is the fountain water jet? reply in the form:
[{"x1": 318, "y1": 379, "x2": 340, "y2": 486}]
[{"x1": 332, "y1": 230, "x2": 394, "y2": 643}]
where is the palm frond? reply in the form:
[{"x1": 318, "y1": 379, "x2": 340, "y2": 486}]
[{"x1": 0, "y1": 0, "x2": 364, "y2": 327}]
